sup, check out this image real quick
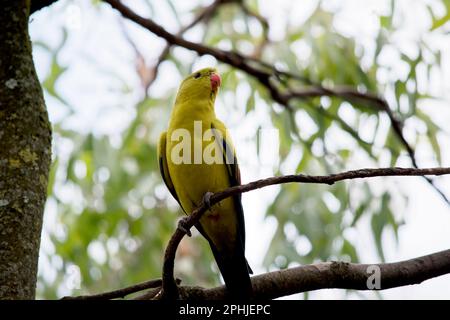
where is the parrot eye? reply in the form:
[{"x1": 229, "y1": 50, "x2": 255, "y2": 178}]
[{"x1": 193, "y1": 72, "x2": 201, "y2": 79}]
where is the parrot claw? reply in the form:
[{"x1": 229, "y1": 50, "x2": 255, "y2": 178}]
[
  {"x1": 203, "y1": 192, "x2": 214, "y2": 210},
  {"x1": 178, "y1": 217, "x2": 192, "y2": 237}
]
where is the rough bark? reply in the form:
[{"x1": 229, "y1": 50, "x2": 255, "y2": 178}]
[
  {"x1": 0, "y1": 0, "x2": 52, "y2": 299},
  {"x1": 186, "y1": 248, "x2": 450, "y2": 300},
  {"x1": 61, "y1": 248, "x2": 450, "y2": 300}
]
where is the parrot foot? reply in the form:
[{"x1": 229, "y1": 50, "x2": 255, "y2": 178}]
[
  {"x1": 178, "y1": 217, "x2": 192, "y2": 237},
  {"x1": 203, "y1": 192, "x2": 214, "y2": 210}
]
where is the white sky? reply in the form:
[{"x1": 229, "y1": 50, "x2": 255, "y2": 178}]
[{"x1": 30, "y1": 0, "x2": 450, "y2": 299}]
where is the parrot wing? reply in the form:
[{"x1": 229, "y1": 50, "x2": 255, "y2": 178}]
[
  {"x1": 211, "y1": 121, "x2": 252, "y2": 274},
  {"x1": 158, "y1": 131, "x2": 186, "y2": 214}
]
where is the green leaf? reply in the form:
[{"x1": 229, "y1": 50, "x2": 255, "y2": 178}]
[
  {"x1": 351, "y1": 200, "x2": 369, "y2": 227},
  {"x1": 341, "y1": 239, "x2": 359, "y2": 262},
  {"x1": 47, "y1": 157, "x2": 59, "y2": 196},
  {"x1": 246, "y1": 91, "x2": 255, "y2": 113},
  {"x1": 371, "y1": 193, "x2": 392, "y2": 262},
  {"x1": 416, "y1": 110, "x2": 443, "y2": 164},
  {"x1": 43, "y1": 58, "x2": 69, "y2": 105},
  {"x1": 430, "y1": 12, "x2": 450, "y2": 31}
]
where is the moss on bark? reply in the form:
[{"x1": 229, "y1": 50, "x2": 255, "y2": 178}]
[{"x1": 0, "y1": 0, "x2": 52, "y2": 299}]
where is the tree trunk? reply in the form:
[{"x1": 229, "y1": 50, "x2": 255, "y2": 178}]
[{"x1": 0, "y1": 0, "x2": 52, "y2": 299}]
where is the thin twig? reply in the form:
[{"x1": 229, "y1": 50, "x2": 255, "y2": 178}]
[
  {"x1": 287, "y1": 86, "x2": 450, "y2": 204},
  {"x1": 119, "y1": 0, "x2": 226, "y2": 96},
  {"x1": 237, "y1": 1, "x2": 270, "y2": 59},
  {"x1": 132, "y1": 287, "x2": 161, "y2": 300},
  {"x1": 61, "y1": 278, "x2": 162, "y2": 300}
]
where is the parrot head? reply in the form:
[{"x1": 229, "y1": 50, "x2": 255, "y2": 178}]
[{"x1": 175, "y1": 67, "x2": 222, "y2": 104}]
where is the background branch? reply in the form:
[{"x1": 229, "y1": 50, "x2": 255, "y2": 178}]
[
  {"x1": 119, "y1": 0, "x2": 227, "y2": 96},
  {"x1": 104, "y1": 0, "x2": 450, "y2": 206},
  {"x1": 287, "y1": 86, "x2": 450, "y2": 204}
]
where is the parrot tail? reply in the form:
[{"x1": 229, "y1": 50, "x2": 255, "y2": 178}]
[{"x1": 211, "y1": 244, "x2": 253, "y2": 300}]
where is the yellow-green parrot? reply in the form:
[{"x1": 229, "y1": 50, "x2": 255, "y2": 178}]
[{"x1": 158, "y1": 67, "x2": 253, "y2": 299}]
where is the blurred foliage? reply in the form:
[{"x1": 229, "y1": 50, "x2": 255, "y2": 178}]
[{"x1": 32, "y1": 0, "x2": 449, "y2": 298}]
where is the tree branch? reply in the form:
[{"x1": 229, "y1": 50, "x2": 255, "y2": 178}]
[
  {"x1": 103, "y1": 0, "x2": 450, "y2": 206},
  {"x1": 63, "y1": 247, "x2": 450, "y2": 300},
  {"x1": 158, "y1": 166, "x2": 450, "y2": 299},
  {"x1": 176, "y1": 248, "x2": 450, "y2": 300},
  {"x1": 236, "y1": 1, "x2": 270, "y2": 59},
  {"x1": 62, "y1": 166, "x2": 450, "y2": 300},
  {"x1": 62, "y1": 278, "x2": 162, "y2": 300},
  {"x1": 0, "y1": 0, "x2": 52, "y2": 299},
  {"x1": 103, "y1": 0, "x2": 276, "y2": 97},
  {"x1": 286, "y1": 85, "x2": 450, "y2": 204},
  {"x1": 119, "y1": 0, "x2": 227, "y2": 95}
]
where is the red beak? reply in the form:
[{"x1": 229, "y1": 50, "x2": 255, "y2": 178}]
[{"x1": 210, "y1": 73, "x2": 221, "y2": 91}]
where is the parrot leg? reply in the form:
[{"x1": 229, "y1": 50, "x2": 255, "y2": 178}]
[
  {"x1": 176, "y1": 192, "x2": 213, "y2": 237},
  {"x1": 202, "y1": 191, "x2": 214, "y2": 210},
  {"x1": 177, "y1": 217, "x2": 192, "y2": 237}
]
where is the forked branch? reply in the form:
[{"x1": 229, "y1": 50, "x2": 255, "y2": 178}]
[{"x1": 158, "y1": 166, "x2": 450, "y2": 299}]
